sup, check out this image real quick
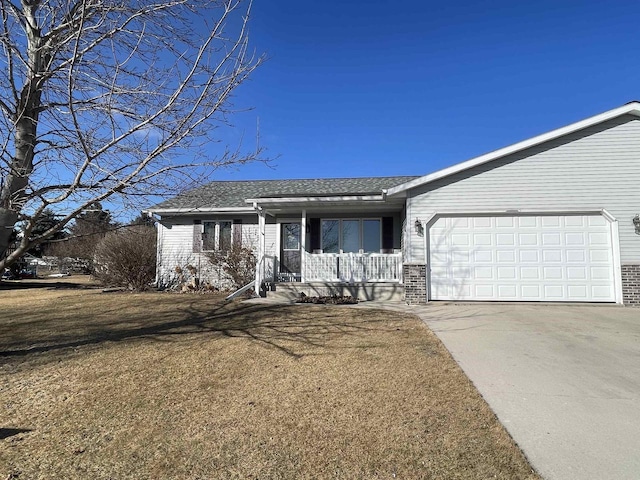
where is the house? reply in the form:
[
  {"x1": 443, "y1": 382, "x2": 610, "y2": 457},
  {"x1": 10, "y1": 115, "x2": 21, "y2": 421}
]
[{"x1": 147, "y1": 102, "x2": 640, "y2": 305}]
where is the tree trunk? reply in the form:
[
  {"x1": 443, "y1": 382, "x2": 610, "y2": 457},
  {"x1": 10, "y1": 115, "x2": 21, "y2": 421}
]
[
  {"x1": 0, "y1": 5, "x2": 43, "y2": 264},
  {"x1": 0, "y1": 209, "x2": 18, "y2": 260}
]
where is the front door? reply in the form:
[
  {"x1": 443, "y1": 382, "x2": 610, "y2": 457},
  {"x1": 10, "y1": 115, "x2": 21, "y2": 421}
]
[{"x1": 280, "y1": 223, "x2": 301, "y2": 281}]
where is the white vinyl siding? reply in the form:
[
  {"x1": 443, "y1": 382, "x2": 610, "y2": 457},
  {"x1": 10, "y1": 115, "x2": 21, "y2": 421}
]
[
  {"x1": 406, "y1": 115, "x2": 640, "y2": 264},
  {"x1": 264, "y1": 220, "x2": 277, "y2": 257},
  {"x1": 156, "y1": 215, "x2": 260, "y2": 288}
]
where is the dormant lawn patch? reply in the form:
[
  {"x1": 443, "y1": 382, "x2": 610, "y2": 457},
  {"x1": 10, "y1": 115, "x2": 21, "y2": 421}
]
[{"x1": 0, "y1": 277, "x2": 538, "y2": 479}]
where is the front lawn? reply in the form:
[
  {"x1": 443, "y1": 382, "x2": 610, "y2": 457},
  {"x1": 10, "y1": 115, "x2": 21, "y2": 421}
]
[{"x1": 0, "y1": 278, "x2": 538, "y2": 479}]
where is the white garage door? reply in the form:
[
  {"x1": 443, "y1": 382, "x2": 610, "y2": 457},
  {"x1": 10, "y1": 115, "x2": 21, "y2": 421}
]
[{"x1": 429, "y1": 215, "x2": 616, "y2": 302}]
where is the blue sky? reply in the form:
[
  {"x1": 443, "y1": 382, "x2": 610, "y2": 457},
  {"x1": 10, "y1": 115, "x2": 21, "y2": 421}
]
[{"x1": 211, "y1": 0, "x2": 640, "y2": 181}]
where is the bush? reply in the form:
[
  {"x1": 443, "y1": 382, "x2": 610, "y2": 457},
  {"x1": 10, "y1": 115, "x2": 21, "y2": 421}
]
[
  {"x1": 94, "y1": 225, "x2": 157, "y2": 290},
  {"x1": 206, "y1": 244, "x2": 256, "y2": 290}
]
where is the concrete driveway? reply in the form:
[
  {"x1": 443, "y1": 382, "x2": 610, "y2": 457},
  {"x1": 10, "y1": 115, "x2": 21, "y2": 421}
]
[{"x1": 408, "y1": 303, "x2": 640, "y2": 480}]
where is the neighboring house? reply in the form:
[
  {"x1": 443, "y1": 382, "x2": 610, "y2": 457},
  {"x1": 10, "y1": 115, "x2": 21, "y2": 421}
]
[{"x1": 147, "y1": 102, "x2": 640, "y2": 305}]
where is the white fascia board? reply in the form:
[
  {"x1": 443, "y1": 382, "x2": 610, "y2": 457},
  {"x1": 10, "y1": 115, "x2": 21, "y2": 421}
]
[
  {"x1": 246, "y1": 195, "x2": 386, "y2": 205},
  {"x1": 420, "y1": 208, "x2": 612, "y2": 226},
  {"x1": 388, "y1": 102, "x2": 640, "y2": 196},
  {"x1": 424, "y1": 207, "x2": 611, "y2": 217},
  {"x1": 145, "y1": 207, "x2": 255, "y2": 215}
]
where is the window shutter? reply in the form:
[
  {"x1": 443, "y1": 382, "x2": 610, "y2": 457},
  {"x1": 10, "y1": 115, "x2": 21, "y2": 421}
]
[
  {"x1": 382, "y1": 217, "x2": 393, "y2": 251},
  {"x1": 233, "y1": 219, "x2": 242, "y2": 246},
  {"x1": 309, "y1": 218, "x2": 321, "y2": 251},
  {"x1": 193, "y1": 219, "x2": 203, "y2": 253}
]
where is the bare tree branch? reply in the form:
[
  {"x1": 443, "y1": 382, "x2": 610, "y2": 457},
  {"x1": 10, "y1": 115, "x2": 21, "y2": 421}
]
[{"x1": 0, "y1": 0, "x2": 264, "y2": 269}]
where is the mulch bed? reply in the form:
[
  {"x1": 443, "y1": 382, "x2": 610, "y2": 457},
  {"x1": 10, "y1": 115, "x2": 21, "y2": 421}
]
[{"x1": 295, "y1": 293, "x2": 359, "y2": 304}]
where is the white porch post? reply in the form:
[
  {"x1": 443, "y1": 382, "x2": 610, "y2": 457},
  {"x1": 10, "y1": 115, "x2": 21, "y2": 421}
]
[
  {"x1": 300, "y1": 210, "x2": 307, "y2": 282},
  {"x1": 254, "y1": 208, "x2": 266, "y2": 295}
]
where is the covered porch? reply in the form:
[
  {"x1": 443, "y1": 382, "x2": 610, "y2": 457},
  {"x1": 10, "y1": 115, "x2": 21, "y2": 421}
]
[{"x1": 250, "y1": 191, "x2": 406, "y2": 298}]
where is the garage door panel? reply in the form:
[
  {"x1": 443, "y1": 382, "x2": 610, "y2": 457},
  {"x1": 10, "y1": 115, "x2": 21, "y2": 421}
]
[
  {"x1": 495, "y1": 217, "x2": 515, "y2": 227},
  {"x1": 543, "y1": 266, "x2": 563, "y2": 280},
  {"x1": 518, "y1": 217, "x2": 537, "y2": 228},
  {"x1": 473, "y1": 233, "x2": 492, "y2": 245},
  {"x1": 451, "y1": 251, "x2": 470, "y2": 262},
  {"x1": 431, "y1": 283, "x2": 450, "y2": 298},
  {"x1": 452, "y1": 266, "x2": 472, "y2": 279},
  {"x1": 543, "y1": 250, "x2": 562, "y2": 262},
  {"x1": 475, "y1": 285, "x2": 494, "y2": 297},
  {"x1": 473, "y1": 267, "x2": 493, "y2": 279},
  {"x1": 565, "y1": 216, "x2": 586, "y2": 227},
  {"x1": 496, "y1": 250, "x2": 515, "y2": 263},
  {"x1": 567, "y1": 266, "x2": 587, "y2": 280},
  {"x1": 565, "y1": 233, "x2": 586, "y2": 246},
  {"x1": 519, "y1": 233, "x2": 538, "y2": 246},
  {"x1": 497, "y1": 267, "x2": 516, "y2": 279},
  {"x1": 496, "y1": 233, "x2": 515, "y2": 245},
  {"x1": 589, "y1": 232, "x2": 609, "y2": 245},
  {"x1": 474, "y1": 250, "x2": 493, "y2": 262},
  {"x1": 430, "y1": 251, "x2": 449, "y2": 263},
  {"x1": 429, "y1": 215, "x2": 615, "y2": 302},
  {"x1": 544, "y1": 285, "x2": 564, "y2": 298},
  {"x1": 520, "y1": 285, "x2": 541, "y2": 298},
  {"x1": 498, "y1": 285, "x2": 517, "y2": 297},
  {"x1": 568, "y1": 285, "x2": 588, "y2": 299},
  {"x1": 519, "y1": 250, "x2": 539, "y2": 262},
  {"x1": 589, "y1": 249, "x2": 610, "y2": 263},
  {"x1": 542, "y1": 233, "x2": 561, "y2": 245},
  {"x1": 592, "y1": 285, "x2": 613, "y2": 299},
  {"x1": 473, "y1": 217, "x2": 491, "y2": 228},
  {"x1": 451, "y1": 218, "x2": 470, "y2": 228},
  {"x1": 451, "y1": 234, "x2": 471, "y2": 246},
  {"x1": 542, "y1": 216, "x2": 561, "y2": 227},
  {"x1": 520, "y1": 266, "x2": 540, "y2": 279},
  {"x1": 590, "y1": 267, "x2": 612, "y2": 280},
  {"x1": 567, "y1": 250, "x2": 586, "y2": 262}
]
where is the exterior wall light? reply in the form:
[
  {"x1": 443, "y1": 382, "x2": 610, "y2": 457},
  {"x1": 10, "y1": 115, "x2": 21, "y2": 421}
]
[
  {"x1": 633, "y1": 214, "x2": 640, "y2": 235},
  {"x1": 415, "y1": 218, "x2": 424, "y2": 236}
]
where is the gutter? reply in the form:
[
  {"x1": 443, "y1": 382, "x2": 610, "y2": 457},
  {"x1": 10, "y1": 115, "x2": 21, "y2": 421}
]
[{"x1": 144, "y1": 207, "x2": 256, "y2": 215}]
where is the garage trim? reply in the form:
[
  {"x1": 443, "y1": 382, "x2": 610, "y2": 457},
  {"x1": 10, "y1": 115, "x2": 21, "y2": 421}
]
[{"x1": 421, "y1": 209, "x2": 622, "y2": 304}]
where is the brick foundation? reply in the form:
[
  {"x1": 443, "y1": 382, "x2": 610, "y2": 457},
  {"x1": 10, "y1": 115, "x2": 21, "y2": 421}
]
[
  {"x1": 403, "y1": 263, "x2": 427, "y2": 304},
  {"x1": 621, "y1": 264, "x2": 640, "y2": 306}
]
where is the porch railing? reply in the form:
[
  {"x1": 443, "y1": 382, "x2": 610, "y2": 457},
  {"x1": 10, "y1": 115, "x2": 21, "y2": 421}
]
[{"x1": 302, "y1": 252, "x2": 402, "y2": 283}]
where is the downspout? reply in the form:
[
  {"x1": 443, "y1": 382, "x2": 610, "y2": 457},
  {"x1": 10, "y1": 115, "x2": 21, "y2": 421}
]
[
  {"x1": 147, "y1": 212, "x2": 162, "y2": 288},
  {"x1": 423, "y1": 219, "x2": 428, "y2": 302},
  {"x1": 300, "y1": 209, "x2": 307, "y2": 282},
  {"x1": 253, "y1": 202, "x2": 265, "y2": 296}
]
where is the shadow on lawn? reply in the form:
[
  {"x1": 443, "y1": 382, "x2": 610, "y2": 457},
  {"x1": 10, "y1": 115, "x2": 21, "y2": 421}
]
[
  {"x1": 0, "y1": 299, "x2": 398, "y2": 362},
  {"x1": 0, "y1": 427, "x2": 32, "y2": 439},
  {"x1": 0, "y1": 280, "x2": 98, "y2": 291}
]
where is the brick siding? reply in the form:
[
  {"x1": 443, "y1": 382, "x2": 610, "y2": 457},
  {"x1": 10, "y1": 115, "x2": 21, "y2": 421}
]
[
  {"x1": 621, "y1": 264, "x2": 640, "y2": 306},
  {"x1": 403, "y1": 264, "x2": 427, "y2": 305}
]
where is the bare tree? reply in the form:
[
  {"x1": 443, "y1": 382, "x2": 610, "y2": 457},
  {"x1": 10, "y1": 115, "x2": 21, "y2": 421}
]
[{"x1": 0, "y1": 0, "x2": 263, "y2": 269}]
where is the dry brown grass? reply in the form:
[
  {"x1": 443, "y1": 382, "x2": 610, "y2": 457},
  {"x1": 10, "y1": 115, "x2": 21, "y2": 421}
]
[{"x1": 0, "y1": 277, "x2": 538, "y2": 479}]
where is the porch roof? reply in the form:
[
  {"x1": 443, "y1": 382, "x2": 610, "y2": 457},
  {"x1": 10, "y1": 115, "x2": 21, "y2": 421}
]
[{"x1": 147, "y1": 176, "x2": 419, "y2": 214}]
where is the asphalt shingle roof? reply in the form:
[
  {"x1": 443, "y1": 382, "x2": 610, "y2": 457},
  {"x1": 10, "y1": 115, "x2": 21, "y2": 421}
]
[{"x1": 149, "y1": 176, "x2": 420, "y2": 210}]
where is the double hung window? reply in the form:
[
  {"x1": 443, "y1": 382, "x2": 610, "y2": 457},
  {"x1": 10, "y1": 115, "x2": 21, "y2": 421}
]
[{"x1": 203, "y1": 221, "x2": 232, "y2": 251}]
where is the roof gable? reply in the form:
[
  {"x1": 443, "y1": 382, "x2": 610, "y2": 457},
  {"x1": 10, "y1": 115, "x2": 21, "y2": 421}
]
[{"x1": 387, "y1": 101, "x2": 640, "y2": 196}]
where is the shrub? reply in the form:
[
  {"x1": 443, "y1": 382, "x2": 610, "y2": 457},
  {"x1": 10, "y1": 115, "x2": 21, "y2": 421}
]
[
  {"x1": 94, "y1": 225, "x2": 157, "y2": 290},
  {"x1": 206, "y1": 244, "x2": 256, "y2": 291}
]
